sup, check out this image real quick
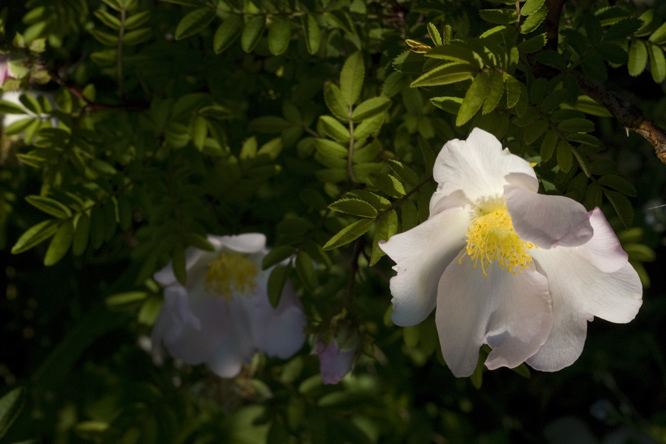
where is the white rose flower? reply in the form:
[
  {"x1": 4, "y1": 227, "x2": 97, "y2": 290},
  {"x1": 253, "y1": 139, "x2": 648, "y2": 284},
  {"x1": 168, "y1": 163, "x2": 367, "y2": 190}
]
[
  {"x1": 380, "y1": 128, "x2": 643, "y2": 377},
  {"x1": 151, "y1": 233, "x2": 307, "y2": 377}
]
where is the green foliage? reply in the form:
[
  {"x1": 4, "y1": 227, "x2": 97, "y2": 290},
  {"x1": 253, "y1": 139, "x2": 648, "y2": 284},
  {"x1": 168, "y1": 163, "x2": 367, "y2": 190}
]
[{"x1": 1, "y1": 0, "x2": 664, "y2": 443}]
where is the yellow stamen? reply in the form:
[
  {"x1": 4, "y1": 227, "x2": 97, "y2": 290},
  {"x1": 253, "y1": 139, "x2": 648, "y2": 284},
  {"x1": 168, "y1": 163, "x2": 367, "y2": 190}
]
[
  {"x1": 204, "y1": 252, "x2": 258, "y2": 300},
  {"x1": 459, "y1": 207, "x2": 536, "y2": 276}
]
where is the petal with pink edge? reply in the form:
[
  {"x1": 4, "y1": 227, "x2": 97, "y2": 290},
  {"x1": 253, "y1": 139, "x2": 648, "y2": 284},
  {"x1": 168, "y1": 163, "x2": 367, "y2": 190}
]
[
  {"x1": 317, "y1": 341, "x2": 355, "y2": 385},
  {"x1": 379, "y1": 207, "x2": 470, "y2": 326},
  {"x1": 527, "y1": 246, "x2": 642, "y2": 371},
  {"x1": 576, "y1": 207, "x2": 628, "y2": 273},
  {"x1": 436, "y1": 252, "x2": 552, "y2": 377},
  {"x1": 505, "y1": 184, "x2": 593, "y2": 249},
  {"x1": 433, "y1": 128, "x2": 537, "y2": 205}
]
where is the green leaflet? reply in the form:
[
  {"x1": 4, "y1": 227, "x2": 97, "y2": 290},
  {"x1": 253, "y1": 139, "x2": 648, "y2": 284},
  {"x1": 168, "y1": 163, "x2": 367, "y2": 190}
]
[
  {"x1": 175, "y1": 7, "x2": 214, "y2": 40},
  {"x1": 323, "y1": 218, "x2": 373, "y2": 250},
  {"x1": 44, "y1": 220, "x2": 74, "y2": 266},
  {"x1": 456, "y1": 71, "x2": 490, "y2": 126},
  {"x1": 340, "y1": 52, "x2": 365, "y2": 106},
  {"x1": 214, "y1": 15, "x2": 243, "y2": 54},
  {"x1": 268, "y1": 16, "x2": 291, "y2": 56},
  {"x1": 410, "y1": 62, "x2": 475, "y2": 88}
]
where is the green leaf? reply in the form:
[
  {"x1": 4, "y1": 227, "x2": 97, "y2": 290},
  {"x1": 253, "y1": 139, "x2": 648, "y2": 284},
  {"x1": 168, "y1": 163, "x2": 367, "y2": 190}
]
[
  {"x1": 323, "y1": 218, "x2": 373, "y2": 250},
  {"x1": 628, "y1": 39, "x2": 648, "y2": 76},
  {"x1": 536, "y1": 50, "x2": 566, "y2": 70},
  {"x1": 388, "y1": 160, "x2": 419, "y2": 187},
  {"x1": 598, "y1": 174, "x2": 637, "y2": 197},
  {"x1": 524, "y1": 119, "x2": 548, "y2": 145},
  {"x1": 90, "y1": 29, "x2": 119, "y2": 46},
  {"x1": 125, "y1": 10, "x2": 150, "y2": 30},
  {"x1": 382, "y1": 72, "x2": 408, "y2": 98},
  {"x1": 354, "y1": 114, "x2": 384, "y2": 140},
  {"x1": 596, "y1": 42, "x2": 627, "y2": 64},
  {"x1": 123, "y1": 27, "x2": 152, "y2": 46},
  {"x1": 0, "y1": 387, "x2": 26, "y2": 439},
  {"x1": 650, "y1": 21, "x2": 666, "y2": 45},
  {"x1": 584, "y1": 14, "x2": 603, "y2": 45},
  {"x1": 0, "y1": 99, "x2": 25, "y2": 114},
  {"x1": 540, "y1": 131, "x2": 558, "y2": 162},
  {"x1": 105, "y1": 291, "x2": 149, "y2": 309},
  {"x1": 295, "y1": 251, "x2": 317, "y2": 292},
  {"x1": 268, "y1": 16, "x2": 291, "y2": 56},
  {"x1": 241, "y1": 16, "x2": 265, "y2": 53},
  {"x1": 521, "y1": 0, "x2": 545, "y2": 15},
  {"x1": 558, "y1": 118, "x2": 595, "y2": 133},
  {"x1": 191, "y1": 115, "x2": 207, "y2": 151},
  {"x1": 3, "y1": 117, "x2": 34, "y2": 135},
  {"x1": 175, "y1": 8, "x2": 214, "y2": 40},
  {"x1": 44, "y1": 220, "x2": 74, "y2": 266},
  {"x1": 557, "y1": 140, "x2": 574, "y2": 173},
  {"x1": 267, "y1": 264, "x2": 291, "y2": 307},
  {"x1": 370, "y1": 210, "x2": 397, "y2": 266},
  {"x1": 302, "y1": 14, "x2": 320, "y2": 55},
  {"x1": 324, "y1": 83, "x2": 350, "y2": 120},
  {"x1": 518, "y1": 33, "x2": 547, "y2": 53},
  {"x1": 262, "y1": 245, "x2": 295, "y2": 269},
  {"x1": 319, "y1": 116, "x2": 350, "y2": 142},
  {"x1": 566, "y1": 132, "x2": 600, "y2": 146},
  {"x1": 456, "y1": 72, "x2": 490, "y2": 126},
  {"x1": 479, "y1": 9, "x2": 517, "y2": 25},
  {"x1": 604, "y1": 18, "x2": 642, "y2": 41},
  {"x1": 427, "y1": 22, "x2": 442, "y2": 46},
  {"x1": 520, "y1": 3, "x2": 546, "y2": 33},
  {"x1": 410, "y1": 62, "x2": 474, "y2": 88},
  {"x1": 213, "y1": 15, "x2": 243, "y2": 54},
  {"x1": 648, "y1": 45, "x2": 666, "y2": 83},
  {"x1": 504, "y1": 74, "x2": 522, "y2": 109},
  {"x1": 90, "y1": 206, "x2": 105, "y2": 250},
  {"x1": 72, "y1": 213, "x2": 91, "y2": 256},
  {"x1": 183, "y1": 233, "x2": 215, "y2": 251},
  {"x1": 11, "y1": 219, "x2": 59, "y2": 254},
  {"x1": 424, "y1": 44, "x2": 481, "y2": 67},
  {"x1": 581, "y1": 52, "x2": 607, "y2": 82},
  {"x1": 604, "y1": 189, "x2": 634, "y2": 228},
  {"x1": 340, "y1": 52, "x2": 365, "y2": 106},
  {"x1": 329, "y1": 198, "x2": 378, "y2": 218},
  {"x1": 25, "y1": 195, "x2": 72, "y2": 218},
  {"x1": 482, "y1": 70, "x2": 504, "y2": 115},
  {"x1": 172, "y1": 246, "x2": 187, "y2": 286},
  {"x1": 94, "y1": 9, "x2": 122, "y2": 30},
  {"x1": 249, "y1": 116, "x2": 291, "y2": 133},
  {"x1": 315, "y1": 139, "x2": 348, "y2": 158},
  {"x1": 351, "y1": 96, "x2": 391, "y2": 122},
  {"x1": 138, "y1": 295, "x2": 162, "y2": 325},
  {"x1": 431, "y1": 96, "x2": 462, "y2": 114},
  {"x1": 584, "y1": 182, "x2": 603, "y2": 210}
]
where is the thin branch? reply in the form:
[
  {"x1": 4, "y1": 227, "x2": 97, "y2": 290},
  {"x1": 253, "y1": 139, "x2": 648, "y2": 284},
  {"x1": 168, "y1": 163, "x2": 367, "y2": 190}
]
[{"x1": 544, "y1": 0, "x2": 567, "y2": 52}]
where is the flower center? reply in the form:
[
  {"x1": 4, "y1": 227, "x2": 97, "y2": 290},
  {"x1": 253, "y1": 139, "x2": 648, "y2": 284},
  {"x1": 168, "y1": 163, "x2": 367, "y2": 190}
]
[
  {"x1": 459, "y1": 207, "x2": 535, "y2": 276},
  {"x1": 204, "y1": 252, "x2": 258, "y2": 300}
]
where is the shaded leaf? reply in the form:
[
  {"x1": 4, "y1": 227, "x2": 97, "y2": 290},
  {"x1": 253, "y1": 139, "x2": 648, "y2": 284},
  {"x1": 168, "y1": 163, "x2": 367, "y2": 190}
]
[
  {"x1": 44, "y1": 220, "x2": 74, "y2": 266},
  {"x1": 175, "y1": 8, "x2": 214, "y2": 40},
  {"x1": 340, "y1": 52, "x2": 364, "y2": 106},
  {"x1": 213, "y1": 15, "x2": 243, "y2": 54},
  {"x1": 323, "y1": 219, "x2": 373, "y2": 250},
  {"x1": 456, "y1": 71, "x2": 490, "y2": 126},
  {"x1": 370, "y1": 210, "x2": 397, "y2": 266},
  {"x1": 329, "y1": 198, "x2": 378, "y2": 218}
]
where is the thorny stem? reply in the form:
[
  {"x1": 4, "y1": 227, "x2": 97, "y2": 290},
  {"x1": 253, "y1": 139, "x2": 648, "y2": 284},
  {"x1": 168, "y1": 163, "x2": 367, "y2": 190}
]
[{"x1": 535, "y1": 0, "x2": 666, "y2": 164}]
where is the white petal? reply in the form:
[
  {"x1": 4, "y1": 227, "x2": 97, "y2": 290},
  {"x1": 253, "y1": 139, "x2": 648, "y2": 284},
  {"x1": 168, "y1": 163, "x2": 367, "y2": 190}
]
[
  {"x1": 527, "y1": 247, "x2": 642, "y2": 371},
  {"x1": 505, "y1": 184, "x2": 593, "y2": 248},
  {"x1": 432, "y1": 128, "x2": 537, "y2": 205},
  {"x1": 379, "y1": 207, "x2": 470, "y2": 326},
  {"x1": 163, "y1": 285, "x2": 201, "y2": 330},
  {"x1": 576, "y1": 207, "x2": 628, "y2": 273},
  {"x1": 436, "y1": 252, "x2": 552, "y2": 377},
  {"x1": 213, "y1": 233, "x2": 267, "y2": 254},
  {"x1": 429, "y1": 189, "x2": 472, "y2": 218},
  {"x1": 251, "y1": 282, "x2": 307, "y2": 358},
  {"x1": 153, "y1": 246, "x2": 208, "y2": 286}
]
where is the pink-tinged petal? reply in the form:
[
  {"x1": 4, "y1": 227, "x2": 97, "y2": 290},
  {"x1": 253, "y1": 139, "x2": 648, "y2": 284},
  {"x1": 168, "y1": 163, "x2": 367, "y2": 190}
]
[
  {"x1": 505, "y1": 184, "x2": 593, "y2": 248},
  {"x1": 380, "y1": 207, "x2": 470, "y2": 326},
  {"x1": 163, "y1": 285, "x2": 201, "y2": 330},
  {"x1": 436, "y1": 252, "x2": 552, "y2": 377},
  {"x1": 212, "y1": 233, "x2": 267, "y2": 254},
  {"x1": 317, "y1": 341, "x2": 355, "y2": 384},
  {"x1": 576, "y1": 207, "x2": 628, "y2": 273},
  {"x1": 433, "y1": 128, "x2": 537, "y2": 205},
  {"x1": 252, "y1": 282, "x2": 307, "y2": 358},
  {"x1": 528, "y1": 247, "x2": 642, "y2": 371}
]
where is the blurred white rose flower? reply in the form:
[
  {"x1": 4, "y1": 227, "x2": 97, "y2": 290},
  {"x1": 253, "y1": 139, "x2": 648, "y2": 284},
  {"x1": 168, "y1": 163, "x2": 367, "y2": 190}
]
[
  {"x1": 380, "y1": 128, "x2": 642, "y2": 377},
  {"x1": 151, "y1": 233, "x2": 306, "y2": 377}
]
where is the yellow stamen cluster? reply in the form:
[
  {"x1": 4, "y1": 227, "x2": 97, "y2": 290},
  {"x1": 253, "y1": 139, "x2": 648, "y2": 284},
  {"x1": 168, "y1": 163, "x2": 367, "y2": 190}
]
[
  {"x1": 204, "y1": 252, "x2": 258, "y2": 300},
  {"x1": 459, "y1": 207, "x2": 535, "y2": 276}
]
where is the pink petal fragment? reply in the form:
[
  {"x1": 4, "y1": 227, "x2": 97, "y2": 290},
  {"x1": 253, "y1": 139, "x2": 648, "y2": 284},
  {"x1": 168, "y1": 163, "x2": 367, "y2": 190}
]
[
  {"x1": 436, "y1": 252, "x2": 552, "y2": 377},
  {"x1": 317, "y1": 341, "x2": 355, "y2": 385},
  {"x1": 433, "y1": 128, "x2": 537, "y2": 205},
  {"x1": 505, "y1": 184, "x2": 593, "y2": 249},
  {"x1": 379, "y1": 207, "x2": 470, "y2": 326}
]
